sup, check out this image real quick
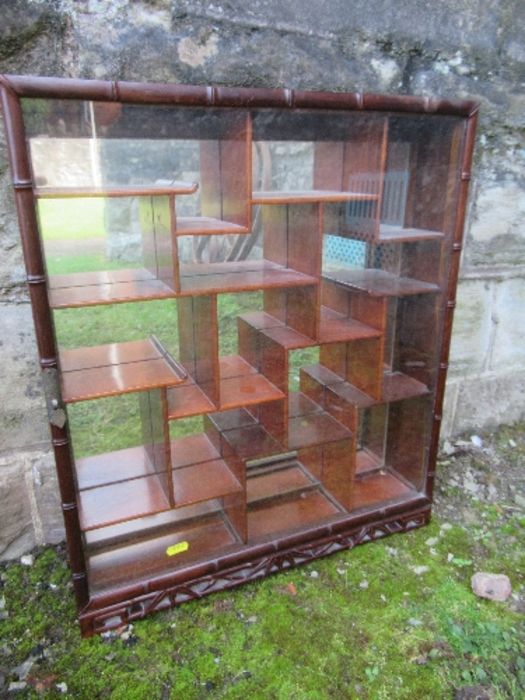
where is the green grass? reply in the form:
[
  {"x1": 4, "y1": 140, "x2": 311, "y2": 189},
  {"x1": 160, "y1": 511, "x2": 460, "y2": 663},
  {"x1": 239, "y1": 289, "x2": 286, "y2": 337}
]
[
  {"x1": 1, "y1": 509, "x2": 523, "y2": 698},
  {"x1": 38, "y1": 199, "x2": 106, "y2": 241}
]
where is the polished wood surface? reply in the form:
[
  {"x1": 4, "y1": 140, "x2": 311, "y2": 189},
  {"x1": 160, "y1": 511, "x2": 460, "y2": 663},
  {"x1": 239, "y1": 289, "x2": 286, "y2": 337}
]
[
  {"x1": 60, "y1": 339, "x2": 185, "y2": 403},
  {"x1": 175, "y1": 216, "x2": 249, "y2": 236},
  {"x1": 252, "y1": 190, "x2": 378, "y2": 204},
  {"x1": 34, "y1": 182, "x2": 198, "y2": 198},
  {"x1": 248, "y1": 489, "x2": 341, "y2": 540},
  {"x1": 324, "y1": 268, "x2": 440, "y2": 298},
  {"x1": 88, "y1": 514, "x2": 238, "y2": 592}
]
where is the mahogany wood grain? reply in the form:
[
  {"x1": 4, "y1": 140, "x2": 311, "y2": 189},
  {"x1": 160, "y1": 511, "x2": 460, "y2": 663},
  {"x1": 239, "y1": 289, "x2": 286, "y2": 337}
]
[
  {"x1": 177, "y1": 295, "x2": 220, "y2": 403},
  {"x1": 356, "y1": 449, "x2": 383, "y2": 475},
  {"x1": 179, "y1": 260, "x2": 318, "y2": 296},
  {"x1": 175, "y1": 217, "x2": 249, "y2": 236},
  {"x1": 253, "y1": 190, "x2": 378, "y2": 204},
  {"x1": 170, "y1": 434, "x2": 220, "y2": 470},
  {"x1": 76, "y1": 446, "x2": 157, "y2": 491},
  {"x1": 287, "y1": 412, "x2": 352, "y2": 451},
  {"x1": 140, "y1": 388, "x2": 173, "y2": 506},
  {"x1": 247, "y1": 464, "x2": 315, "y2": 504},
  {"x1": 321, "y1": 439, "x2": 355, "y2": 510},
  {"x1": 353, "y1": 471, "x2": 414, "y2": 510},
  {"x1": 221, "y1": 423, "x2": 284, "y2": 462},
  {"x1": 172, "y1": 458, "x2": 242, "y2": 507},
  {"x1": 318, "y1": 306, "x2": 381, "y2": 343},
  {"x1": 378, "y1": 224, "x2": 444, "y2": 242},
  {"x1": 49, "y1": 277, "x2": 176, "y2": 309},
  {"x1": 61, "y1": 356, "x2": 185, "y2": 403},
  {"x1": 167, "y1": 383, "x2": 216, "y2": 420},
  {"x1": 248, "y1": 489, "x2": 341, "y2": 541},
  {"x1": 34, "y1": 182, "x2": 198, "y2": 198},
  {"x1": 78, "y1": 474, "x2": 171, "y2": 531},
  {"x1": 324, "y1": 268, "x2": 440, "y2": 298}
]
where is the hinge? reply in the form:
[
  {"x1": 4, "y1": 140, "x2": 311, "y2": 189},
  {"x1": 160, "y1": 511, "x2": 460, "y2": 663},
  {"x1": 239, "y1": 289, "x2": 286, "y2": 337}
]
[{"x1": 42, "y1": 367, "x2": 67, "y2": 428}]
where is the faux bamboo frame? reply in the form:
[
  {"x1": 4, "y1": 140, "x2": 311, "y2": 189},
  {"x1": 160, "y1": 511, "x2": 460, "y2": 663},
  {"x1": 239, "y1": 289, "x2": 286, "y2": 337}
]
[{"x1": 0, "y1": 74, "x2": 478, "y2": 635}]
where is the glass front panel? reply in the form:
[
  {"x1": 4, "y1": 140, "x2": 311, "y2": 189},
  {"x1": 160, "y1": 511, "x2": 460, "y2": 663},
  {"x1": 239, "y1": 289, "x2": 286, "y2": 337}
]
[{"x1": 21, "y1": 97, "x2": 464, "y2": 592}]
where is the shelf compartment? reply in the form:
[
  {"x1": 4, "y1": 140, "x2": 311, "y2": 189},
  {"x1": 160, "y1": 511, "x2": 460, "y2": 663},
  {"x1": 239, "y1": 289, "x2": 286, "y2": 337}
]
[
  {"x1": 252, "y1": 190, "x2": 379, "y2": 205},
  {"x1": 85, "y1": 499, "x2": 222, "y2": 552},
  {"x1": 378, "y1": 224, "x2": 444, "y2": 243},
  {"x1": 356, "y1": 449, "x2": 383, "y2": 475},
  {"x1": 167, "y1": 383, "x2": 216, "y2": 420},
  {"x1": 178, "y1": 259, "x2": 318, "y2": 296},
  {"x1": 318, "y1": 306, "x2": 382, "y2": 343},
  {"x1": 49, "y1": 269, "x2": 176, "y2": 309},
  {"x1": 170, "y1": 433, "x2": 221, "y2": 470},
  {"x1": 60, "y1": 338, "x2": 186, "y2": 403},
  {"x1": 287, "y1": 412, "x2": 352, "y2": 451},
  {"x1": 248, "y1": 488, "x2": 342, "y2": 541},
  {"x1": 34, "y1": 181, "x2": 198, "y2": 199},
  {"x1": 79, "y1": 473, "x2": 172, "y2": 532},
  {"x1": 175, "y1": 216, "x2": 250, "y2": 236},
  {"x1": 76, "y1": 445, "x2": 161, "y2": 491},
  {"x1": 247, "y1": 461, "x2": 317, "y2": 504},
  {"x1": 353, "y1": 470, "x2": 417, "y2": 510},
  {"x1": 219, "y1": 423, "x2": 285, "y2": 463},
  {"x1": 172, "y1": 458, "x2": 242, "y2": 507},
  {"x1": 381, "y1": 371, "x2": 429, "y2": 403},
  {"x1": 288, "y1": 391, "x2": 323, "y2": 418},
  {"x1": 88, "y1": 511, "x2": 239, "y2": 594},
  {"x1": 324, "y1": 268, "x2": 440, "y2": 298},
  {"x1": 219, "y1": 355, "x2": 285, "y2": 411}
]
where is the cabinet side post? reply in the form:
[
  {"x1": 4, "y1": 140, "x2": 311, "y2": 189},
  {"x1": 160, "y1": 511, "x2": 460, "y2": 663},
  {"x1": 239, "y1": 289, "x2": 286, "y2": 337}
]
[
  {"x1": 426, "y1": 110, "x2": 478, "y2": 500},
  {"x1": 0, "y1": 80, "x2": 89, "y2": 609}
]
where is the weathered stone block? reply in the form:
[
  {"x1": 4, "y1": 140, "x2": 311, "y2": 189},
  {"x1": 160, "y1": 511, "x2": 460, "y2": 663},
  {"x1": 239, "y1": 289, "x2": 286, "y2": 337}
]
[
  {"x1": 0, "y1": 453, "x2": 35, "y2": 559},
  {"x1": 490, "y1": 277, "x2": 525, "y2": 369},
  {"x1": 448, "y1": 279, "x2": 493, "y2": 376},
  {"x1": 452, "y1": 370, "x2": 525, "y2": 435},
  {"x1": 0, "y1": 304, "x2": 50, "y2": 452}
]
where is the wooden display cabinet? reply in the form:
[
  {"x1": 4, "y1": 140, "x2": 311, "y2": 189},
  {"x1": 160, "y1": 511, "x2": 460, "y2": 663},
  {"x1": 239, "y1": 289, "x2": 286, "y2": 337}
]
[{"x1": 0, "y1": 75, "x2": 477, "y2": 636}]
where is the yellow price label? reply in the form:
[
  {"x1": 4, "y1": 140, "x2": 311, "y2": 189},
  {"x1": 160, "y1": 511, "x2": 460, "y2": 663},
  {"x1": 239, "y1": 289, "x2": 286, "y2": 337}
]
[{"x1": 166, "y1": 541, "x2": 189, "y2": 556}]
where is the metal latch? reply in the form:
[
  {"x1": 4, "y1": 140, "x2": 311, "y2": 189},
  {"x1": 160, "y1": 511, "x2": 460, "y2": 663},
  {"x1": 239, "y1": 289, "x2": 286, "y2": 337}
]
[{"x1": 42, "y1": 367, "x2": 67, "y2": 429}]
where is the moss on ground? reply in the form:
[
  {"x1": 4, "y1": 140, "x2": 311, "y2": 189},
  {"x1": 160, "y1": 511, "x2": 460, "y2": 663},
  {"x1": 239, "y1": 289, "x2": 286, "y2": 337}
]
[{"x1": 1, "y1": 423, "x2": 524, "y2": 699}]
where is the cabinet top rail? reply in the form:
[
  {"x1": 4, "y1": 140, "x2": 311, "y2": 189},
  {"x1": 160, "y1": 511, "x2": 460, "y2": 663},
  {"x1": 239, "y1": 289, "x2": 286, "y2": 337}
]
[{"x1": 0, "y1": 74, "x2": 478, "y2": 117}]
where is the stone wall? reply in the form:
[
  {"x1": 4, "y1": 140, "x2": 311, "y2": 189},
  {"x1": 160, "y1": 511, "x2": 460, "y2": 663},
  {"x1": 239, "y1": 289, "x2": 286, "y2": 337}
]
[{"x1": 0, "y1": 0, "x2": 523, "y2": 558}]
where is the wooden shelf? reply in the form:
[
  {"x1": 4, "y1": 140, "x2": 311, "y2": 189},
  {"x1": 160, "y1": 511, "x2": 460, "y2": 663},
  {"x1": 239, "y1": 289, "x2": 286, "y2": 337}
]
[
  {"x1": 170, "y1": 434, "x2": 221, "y2": 470},
  {"x1": 248, "y1": 489, "x2": 342, "y2": 541},
  {"x1": 378, "y1": 224, "x2": 444, "y2": 243},
  {"x1": 353, "y1": 470, "x2": 417, "y2": 510},
  {"x1": 176, "y1": 216, "x2": 249, "y2": 236},
  {"x1": 172, "y1": 458, "x2": 242, "y2": 507},
  {"x1": 88, "y1": 512, "x2": 238, "y2": 593},
  {"x1": 167, "y1": 383, "x2": 216, "y2": 420},
  {"x1": 356, "y1": 449, "x2": 383, "y2": 475},
  {"x1": 76, "y1": 445, "x2": 159, "y2": 491},
  {"x1": 288, "y1": 391, "x2": 323, "y2": 418},
  {"x1": 381, "y1": 372, "x2": 429, "y2": 403},
  {"x1": 79, "y1": 473, "x2": 171, "y2": 531},
  {"x1": 287, "y1": 412, "x2": 352, "y2": 450},
  {"x1": 48, "y1": 268, "x2": 175, "y2": 309},
  {"x1": 324, "y1": 268, "x2": 440, "y2": 297},
  {"x1": 247, "y1": 462, "x2": 317, "y2": 504},
  {"x1": 252, "y1": 190, "x2": 379, "y2": 204},
  {"x1": 221, "y1": 423, "x2": 285, "y2": 463},
  {"x1": 168, "y1": 355, "x2": 284, "y2": 418},
  {"x1": 60, "y1": 338, "x2": 185, "y2": 403},
  {"x1": 179, "y1": 259, "x2": 318, "y2": 296},
  {"x1": 318, "y1": 306, "x2": 382, "y2": 343},
  {"x1": 35, "y1": 181, "x2": 198, "y2": 198},
  {"x1": 85, "y1": 500, "x2": 222, "y2": 552}
]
